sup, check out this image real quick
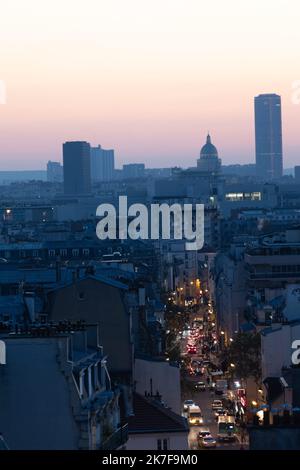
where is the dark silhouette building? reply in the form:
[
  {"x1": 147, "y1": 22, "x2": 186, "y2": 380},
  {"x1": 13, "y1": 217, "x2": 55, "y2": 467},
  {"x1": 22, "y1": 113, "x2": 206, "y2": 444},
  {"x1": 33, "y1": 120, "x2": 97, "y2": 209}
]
[
  {"x1": 254, "y1": 94, "x2": 283, "y2": 180},
  {"x1": 63, "y1": 141, "x2": 91, "y2": 195},
  {"x1": 90, "y1": 145, "x2": 115, "y2": 182}
]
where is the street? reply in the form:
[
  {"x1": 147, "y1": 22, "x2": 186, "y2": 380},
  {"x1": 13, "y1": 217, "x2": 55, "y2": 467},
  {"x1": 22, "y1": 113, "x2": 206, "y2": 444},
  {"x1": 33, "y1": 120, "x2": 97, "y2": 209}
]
[
  {"x1": 185, "y1": 386, "x2": 244, "y2": 450},
  {"x1": 178, "y1": 302, "x2": 248, "y2": 451}
]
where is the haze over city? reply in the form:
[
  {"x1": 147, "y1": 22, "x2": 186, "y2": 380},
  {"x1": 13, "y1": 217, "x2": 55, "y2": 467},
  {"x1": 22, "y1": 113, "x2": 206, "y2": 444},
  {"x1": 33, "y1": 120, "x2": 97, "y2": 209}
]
[{"x1": 0, "y1": 0, "x2": 300, "y2": 169}]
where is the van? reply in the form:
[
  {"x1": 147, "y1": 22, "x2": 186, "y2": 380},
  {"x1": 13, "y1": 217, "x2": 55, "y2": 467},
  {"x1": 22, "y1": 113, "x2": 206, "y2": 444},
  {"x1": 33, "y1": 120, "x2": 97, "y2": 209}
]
[{"x1": 188, "y1": 405, "x2": 203, "y2": 425}]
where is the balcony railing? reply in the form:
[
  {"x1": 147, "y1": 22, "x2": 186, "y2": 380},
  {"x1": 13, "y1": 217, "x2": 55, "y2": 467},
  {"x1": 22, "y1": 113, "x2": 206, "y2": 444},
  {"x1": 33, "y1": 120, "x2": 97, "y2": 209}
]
[{"x1": 99, "y1": 423, "x2": 128, "y2": 450}]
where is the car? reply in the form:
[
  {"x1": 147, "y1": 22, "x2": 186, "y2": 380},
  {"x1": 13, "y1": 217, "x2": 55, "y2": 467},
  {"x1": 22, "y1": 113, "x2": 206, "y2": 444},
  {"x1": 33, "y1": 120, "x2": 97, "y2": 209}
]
[
  {"x1": 194, "y1": 368, "x2": 204, "y2": 377},
  {"x1": 183, "y1": 399, "x2": 195, "y2": 411},
  {"x1": 202, "y1": 360, "x2": 211, "y2": 368},
  {"x1": 214, "y1": 408, "x2": 227, "y2": 419},
  {"x1": 188, "y1": 405, "x2": 203, "y2": 425},
  {"x1": 197, "y1": 428, "x2": 211, "y2": 439},
  {"x1": 191, "y1": 360, "x2": 202, "y2": 367},
  {"x1": 199, "y1": 435, "x2": 217, "y2": 448},
  {"x1": 195, "y1": 381, "x2": 206, "y2": 391},
  {"x1": 211, "y1": 400, "x2": 223, "y2": 410}
]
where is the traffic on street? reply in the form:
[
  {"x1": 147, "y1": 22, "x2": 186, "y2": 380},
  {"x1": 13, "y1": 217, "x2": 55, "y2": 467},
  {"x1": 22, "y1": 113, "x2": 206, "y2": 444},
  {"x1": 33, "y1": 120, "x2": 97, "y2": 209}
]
[{"x1": 177, "y1": 294, "x2": 249, "y2": 451}]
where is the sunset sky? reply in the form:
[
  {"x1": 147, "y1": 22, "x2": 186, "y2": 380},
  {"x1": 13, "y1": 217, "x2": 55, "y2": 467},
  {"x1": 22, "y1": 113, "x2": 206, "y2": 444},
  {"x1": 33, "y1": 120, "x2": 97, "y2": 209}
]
[{"x1": 0, "y1": 0, "x2": 299, "y2": 169}]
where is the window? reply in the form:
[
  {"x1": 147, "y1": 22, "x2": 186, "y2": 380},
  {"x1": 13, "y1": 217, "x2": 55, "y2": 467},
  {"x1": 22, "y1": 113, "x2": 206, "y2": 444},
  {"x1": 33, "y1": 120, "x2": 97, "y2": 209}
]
[
  {"x1": 83, "y1": 249, "x2": 89, "y2": 256},
  {"x1": 48, "y1": 249, "x2": 56, "y2": 257},
  {"x1": 157, "y1": 439, "x2": 168, "y2": 450},
  {"x1": 60, "y1": 249, "x2": 67, "y2": 257},
  {"x1": 1, "y1": 314, "x2": 10, "y2": 322},
  {"x1": 72, "y1": 249, "x2": 79, "y2": 257},
  {"x1": 78, "y1": 291, "x2": 85, "y2": 301},
  {"x1": 39, "y1": 314, "x2": 48, "y2": 324}
]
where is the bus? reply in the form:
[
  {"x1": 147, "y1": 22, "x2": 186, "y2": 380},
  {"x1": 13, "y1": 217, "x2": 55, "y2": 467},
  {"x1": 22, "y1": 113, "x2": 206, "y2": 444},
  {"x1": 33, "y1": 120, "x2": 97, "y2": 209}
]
[
  {"x1": 217, "y1": 416, "x2": 236, "y2": 441},
  {"x1": 188, "y1": 405, "x2": 203, "y2": 426}
]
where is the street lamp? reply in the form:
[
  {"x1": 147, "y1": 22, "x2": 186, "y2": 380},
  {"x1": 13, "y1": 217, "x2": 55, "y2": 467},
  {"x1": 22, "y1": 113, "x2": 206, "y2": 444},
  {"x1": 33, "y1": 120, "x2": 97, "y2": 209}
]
[{"x1": 230, "y1": 363, "x2": 235, "y2": 368}]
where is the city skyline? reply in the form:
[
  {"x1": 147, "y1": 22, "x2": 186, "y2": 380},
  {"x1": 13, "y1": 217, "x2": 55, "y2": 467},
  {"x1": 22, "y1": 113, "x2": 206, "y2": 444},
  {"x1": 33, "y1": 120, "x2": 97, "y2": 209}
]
[{"x1": 0, "y1": 0, "x2": 299, "y2": 169}]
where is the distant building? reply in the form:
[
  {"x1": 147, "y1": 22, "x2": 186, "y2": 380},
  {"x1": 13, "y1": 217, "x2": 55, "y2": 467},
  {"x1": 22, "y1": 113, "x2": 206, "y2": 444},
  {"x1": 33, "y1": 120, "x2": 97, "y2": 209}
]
[
  {"x1": 255, "y1": 94, "x2": 283, "y2": 180},
  {"x1": 90, "y1": 145, "x2": 114, "y2": 182},
  {"x1": 197, "y1": 134, "x2": 221, "y2": 173},
  {"x1": 47, "y1": 161, "x2": 63, "y2": 183},
  {"x1": 295, "y1": 166, "x2": 300, "y2": 182},
  {"x1": 122, "y1": 164, "x2": 145, "y2": 179},
  {"x1": 221, "y1": 164, "x2": 256, "y2": 177},
  {"x1": 0, "y1": 171, "x2": 46, "y2": 184},
  {"x1": 63, "y1": 141, "x2": 91, "y2": 195},
  {"x1": 144, "y1": 168, "x2": 172, "y2": 179}
]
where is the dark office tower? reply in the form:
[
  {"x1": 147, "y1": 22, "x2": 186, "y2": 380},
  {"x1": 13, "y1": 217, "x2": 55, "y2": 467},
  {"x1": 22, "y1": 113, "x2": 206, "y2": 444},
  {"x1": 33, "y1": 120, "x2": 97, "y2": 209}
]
[
  {"x1": 254, "y1": 94, "x2": 283, "y2": 180},
  {"x1": 90, "y1": 145, "x2": 115, "y2": 182},
  {"x1": 63, "y1": 141, "x2": 91, "y2": 195},
  {"x1": 295, "y1": 166, "x2": 300, "y2": 182}
]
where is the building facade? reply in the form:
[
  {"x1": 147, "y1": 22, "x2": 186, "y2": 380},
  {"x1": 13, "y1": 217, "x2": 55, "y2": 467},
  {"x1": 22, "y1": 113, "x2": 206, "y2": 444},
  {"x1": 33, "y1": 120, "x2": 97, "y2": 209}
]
[
  {"x1": 90, "y1": 145, "x2": 115, "y2": 182},
  {"x1": 255, "y1": 94, "x2": 283, "y2": 180},
  {"x1": 63, "y1": 141, "x2": 91, "y2": 195}
]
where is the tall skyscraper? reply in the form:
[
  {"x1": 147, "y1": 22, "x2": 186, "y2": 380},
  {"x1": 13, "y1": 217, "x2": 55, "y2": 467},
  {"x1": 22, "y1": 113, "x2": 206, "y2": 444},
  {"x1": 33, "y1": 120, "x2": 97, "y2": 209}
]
[
  {"x1": 254, "y1": 93, "x2": 283, "y2": 180},
  {"x1": 63, "y1": 141, "x2": 91, "y2": 195},
  {"x1": 90, "y1": 145, "x2": 115, "y2": 182}
]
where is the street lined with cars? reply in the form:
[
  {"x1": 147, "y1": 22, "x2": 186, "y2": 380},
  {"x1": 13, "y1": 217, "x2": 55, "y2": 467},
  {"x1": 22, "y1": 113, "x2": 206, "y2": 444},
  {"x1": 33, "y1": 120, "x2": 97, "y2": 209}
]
[{"x1": 180, "y1": 301, "x2": 248, "y2": 450}]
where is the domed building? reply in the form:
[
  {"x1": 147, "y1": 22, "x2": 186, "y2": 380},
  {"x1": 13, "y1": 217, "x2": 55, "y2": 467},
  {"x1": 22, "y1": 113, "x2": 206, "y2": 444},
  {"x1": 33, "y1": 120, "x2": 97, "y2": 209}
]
[{"x1": 197, "y1": 133, "x2": 221, "y2": 173}]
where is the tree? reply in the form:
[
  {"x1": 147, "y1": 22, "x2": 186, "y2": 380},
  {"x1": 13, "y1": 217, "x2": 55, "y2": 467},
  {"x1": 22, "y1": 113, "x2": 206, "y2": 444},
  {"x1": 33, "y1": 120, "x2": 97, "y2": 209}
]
[{"x1": 222, "y1": 332, "x2": 261, "y2": 383}]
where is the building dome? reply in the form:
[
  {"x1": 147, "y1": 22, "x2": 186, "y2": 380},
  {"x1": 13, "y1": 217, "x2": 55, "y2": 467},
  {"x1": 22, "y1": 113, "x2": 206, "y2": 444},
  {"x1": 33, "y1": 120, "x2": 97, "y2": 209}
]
[
  {"x1": 197, "y1": 133, "x2": 221, "y2": 173},
  {"x1": 200, "y1": 133, "x2": 218, "y2": 159}
]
